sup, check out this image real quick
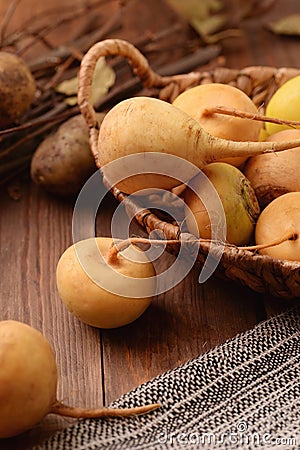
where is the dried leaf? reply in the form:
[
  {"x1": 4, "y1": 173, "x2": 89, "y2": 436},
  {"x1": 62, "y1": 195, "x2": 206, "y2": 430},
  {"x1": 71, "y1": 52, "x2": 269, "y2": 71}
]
[
  {"x1": 165, "y1": 0, "x2": 223, "y2": 23},
  {"x1": 266, "y1": 14, "x2": 300, "y2": 36},
  {"x1": 64, "y1": 96, "x2": 78, "y2": 106},
  {"x1": 56, "y1": 77, "x2": 78, "y2": 97},
  {"x1": 191, "y1": 14, "x2": 228, "y2": 37},
  {"x1": 210, "y1": 0, "x2": 223, "y2": 13},
  {"x1": 55, "y1": 57, "x2": 116, "y2": 105},
  {"x1": 166, "y1": 0, "x2": 230, "y2": 41}
]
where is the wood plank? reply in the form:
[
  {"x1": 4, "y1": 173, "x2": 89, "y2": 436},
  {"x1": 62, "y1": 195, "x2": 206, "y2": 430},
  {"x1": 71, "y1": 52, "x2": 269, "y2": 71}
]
[
  {"x1": 263, "y1": 295, "x2": 298, "y2": 319},
  {"x1": 0, "y1": 181, "x2": 104, "y2": 448},
  {"x1": 219, "y1": 0, "x2": 300, "y2": 69}
]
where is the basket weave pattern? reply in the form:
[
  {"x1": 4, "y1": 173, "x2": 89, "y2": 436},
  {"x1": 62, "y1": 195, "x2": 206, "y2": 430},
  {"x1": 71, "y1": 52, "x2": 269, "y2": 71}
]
[{"x1": 78, "y1": 39, "x2": 300, "y2": 299}]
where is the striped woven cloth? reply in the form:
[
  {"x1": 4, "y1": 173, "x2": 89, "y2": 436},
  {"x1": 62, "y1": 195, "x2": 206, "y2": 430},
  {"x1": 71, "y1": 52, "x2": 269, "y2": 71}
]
[{"x1": 35, "y1": 306, "x2": 300, "y2": 450}]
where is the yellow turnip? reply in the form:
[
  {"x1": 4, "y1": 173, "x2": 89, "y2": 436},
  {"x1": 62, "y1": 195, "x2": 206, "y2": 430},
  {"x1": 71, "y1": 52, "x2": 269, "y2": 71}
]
[
  {"x1": 184, "y1": 162, "x2": 260, "y2": 246},
  {"x1": 56, "y1": 237, "x2": 156, "y2": 328},
  {"x1": 172, "y1": 83, "x2": 262, "y2": 167},
  {"x1": 255, "y1": 192, "x2": 300, "y2": 261},
  {"x1": 0, "y1": 320, "x2": 160, "y2": 438},
  {"x1": 265, "y1": 75, "x2": 300, "y2": 135}
]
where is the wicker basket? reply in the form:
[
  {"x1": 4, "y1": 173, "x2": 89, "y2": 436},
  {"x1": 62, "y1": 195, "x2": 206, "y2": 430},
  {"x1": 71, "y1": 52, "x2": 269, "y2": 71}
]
[{"x1": 78, "y1": 39, "x2": 300, "y2": 299}]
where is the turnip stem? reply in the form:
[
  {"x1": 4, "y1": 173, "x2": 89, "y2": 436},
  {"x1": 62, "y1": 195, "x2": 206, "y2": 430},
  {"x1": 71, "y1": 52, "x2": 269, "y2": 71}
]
[
  {"x1": 50, "y1": 401, "x2": 161, "y2": 418},
  {"x1": 205, "y1": 132, "x2": 300, "y2": 163},
  {"x1": 238, "y1": 230, "x2": 297, "y2": 251},
  {"x1": 108, "y1": 232, "x2": 298, "y2": 260},
  {"x1": 203, "y1": 106, "x2": 300, "y2": 128},
  {"x1": 107, "y1": 237, "x2": 183, "y2": 265}
]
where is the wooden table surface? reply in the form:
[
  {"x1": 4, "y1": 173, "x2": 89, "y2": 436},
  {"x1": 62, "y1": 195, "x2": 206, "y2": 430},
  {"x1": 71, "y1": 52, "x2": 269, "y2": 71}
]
[{"x1": 0, "y1": 1, "x2": 299, "y2": 449}]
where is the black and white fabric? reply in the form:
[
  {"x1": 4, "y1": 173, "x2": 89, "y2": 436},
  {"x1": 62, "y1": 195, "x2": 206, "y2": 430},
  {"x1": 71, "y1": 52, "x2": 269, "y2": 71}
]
[{"x1": 35, "y1": 306, "x2": 300, "y2": 450}]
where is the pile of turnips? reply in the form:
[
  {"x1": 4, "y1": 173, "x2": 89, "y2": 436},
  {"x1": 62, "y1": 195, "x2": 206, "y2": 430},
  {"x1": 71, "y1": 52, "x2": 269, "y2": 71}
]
[
  {"x1": 170, "y1": 80, "x2": 300, "y2": 259},
  {"x1": 86, "y1": 79, "x2": 300, "y2": 255},
  {"x1": 55, "y1": 76, "x2": 300, "y2": 333},
  {"x1": 2, "y1": 50, "x2": 300, "y2": 441}
]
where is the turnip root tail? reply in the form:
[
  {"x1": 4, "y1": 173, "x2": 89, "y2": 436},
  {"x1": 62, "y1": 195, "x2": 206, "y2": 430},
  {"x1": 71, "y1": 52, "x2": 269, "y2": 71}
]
[
  {"x1": 203, "y1": 105, "x2": 300, "y2": 129},
  {"x1": 50, "y1": 401, "x2": 161, "y2": 418},
  {"x1": 205, "y1": 132, "x2": 300, "y2": 164},
  {"x1": 238, "y1": 230, "x2": 297, "y2": 251},
  {"x1": 107, "y1": 237, "x2": 183, "y2": 266}
]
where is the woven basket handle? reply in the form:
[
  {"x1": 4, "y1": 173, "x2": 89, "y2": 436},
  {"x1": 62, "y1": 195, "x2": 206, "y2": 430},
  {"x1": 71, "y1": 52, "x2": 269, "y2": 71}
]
[
  {"x1": 77, "y1": 39, "x2": 164, "y2": 162},
  {"x1": 77, "y1": 38, "x2": 199, "y2": 164}
]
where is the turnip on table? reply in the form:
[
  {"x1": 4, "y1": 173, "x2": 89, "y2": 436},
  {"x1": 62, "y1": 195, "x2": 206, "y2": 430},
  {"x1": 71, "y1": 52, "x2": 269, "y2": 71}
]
[
  {"x1": 0, "y1": 320, "x2": 160, "y2": 438},
  {"x1": 56, "y1": 237, "x2": 156, "y2": 329}
]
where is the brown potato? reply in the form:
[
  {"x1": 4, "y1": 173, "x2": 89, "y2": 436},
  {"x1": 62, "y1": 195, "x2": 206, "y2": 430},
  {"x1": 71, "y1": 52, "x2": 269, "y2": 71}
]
[
  {"x1": 0, "y1": 51, "x2": 36, "y2": 128},
  {"x1": 31, "y1": 113, "x2": 104, "y2": 196}
]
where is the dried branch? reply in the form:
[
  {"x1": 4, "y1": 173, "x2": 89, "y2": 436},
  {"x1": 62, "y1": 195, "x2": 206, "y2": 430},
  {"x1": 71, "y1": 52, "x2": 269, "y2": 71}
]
[
  {"x1": 0, "y1": 0, "x2": 22, "y2": 46},
  {"x1": 1, "y1": 0, "x2": 115, "y2": 51},
  {"x1": 28, "y1": 7, "x2": 123, "y2": 77}
]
